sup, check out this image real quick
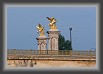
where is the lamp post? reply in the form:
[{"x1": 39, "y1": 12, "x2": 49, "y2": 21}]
[{"x1": 69, "y1": 27, "x2": 72, "y2": 50}]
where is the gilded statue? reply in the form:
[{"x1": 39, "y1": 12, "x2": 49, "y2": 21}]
[
  {"x1": 46, "y1": 17, "x2": 57, "y2": 29},
  {"x1": 36, "y1": 24, "x2": 45, "y2": 36}
]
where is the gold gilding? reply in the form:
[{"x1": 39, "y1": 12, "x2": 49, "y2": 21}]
[
  {"x1": 46, "y1": 17, "x2": 57, "y2": 30},
  {"x1": 36, "y1": 24, "x2": 45, "y2": 36}
]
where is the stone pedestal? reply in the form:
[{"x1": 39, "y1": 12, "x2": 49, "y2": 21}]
[
  {"x1": 36, "y1": 36, "x2": 47, "y2": 50},
  {"x1": 47, "y1": 29, "x2": 60, "y2": 50}
]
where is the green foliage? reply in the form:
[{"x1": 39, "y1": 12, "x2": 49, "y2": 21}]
[{"x1": 58, "y1": 34, "x2": 72, "y2": 50}]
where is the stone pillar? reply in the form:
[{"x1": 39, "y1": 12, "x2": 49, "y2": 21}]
[
  {"x1": 36, "y1": 36, "x2": 47, "y2": 50},
  {"x1": 47, "y1": 29, "x2": 60, "y2": 50}
]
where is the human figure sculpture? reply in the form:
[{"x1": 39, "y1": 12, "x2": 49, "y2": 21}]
[
  {"x1": 36, "y1": 24, "x2": 45, "y2": 36},
  {"x1": 46, "y1": 17, "x2": 57, "y2": 29}
]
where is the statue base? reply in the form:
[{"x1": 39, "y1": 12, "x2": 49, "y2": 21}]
[
  {"x1": 47, "y1": 29, "x2": 60, "y2": 50},
  {"x1": 36, "y1": 36, "x2": 48, "y2": 50}
]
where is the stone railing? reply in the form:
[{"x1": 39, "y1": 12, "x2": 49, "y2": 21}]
[
  {"x1": 7, "y1": 49, "x2": 96, "y2": 56},
  {"x1": 7, "y1": 49, "x2": 96, "y2": 61}
]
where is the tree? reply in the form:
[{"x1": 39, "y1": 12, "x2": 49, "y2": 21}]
[{"x1": 58, "y1": 34, "x2": 72, "y2": 50}]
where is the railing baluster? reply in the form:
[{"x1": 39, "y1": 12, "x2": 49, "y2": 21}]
[{"x1": 7, "y1": 49, "x2": 96, "y2": 61}]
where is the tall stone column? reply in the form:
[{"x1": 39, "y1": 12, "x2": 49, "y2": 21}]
[
  {"x1": 36, "y1": 36, "x2": 47, "y2": 50},
  {"x1": 47, "y1": 30, "x2": 60, "y2": 50}
]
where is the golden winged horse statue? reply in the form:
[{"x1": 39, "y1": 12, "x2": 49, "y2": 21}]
[
  {"x1": 46, "y1": 17, "x2": 57, "y2": 30},
  {"x1": 36, "y1": 24, "x2": 45, "y2": 36}
]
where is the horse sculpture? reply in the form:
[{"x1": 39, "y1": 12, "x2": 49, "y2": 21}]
[
  {"x1": 46, "y1": 17, "x2": 57, "y2": 30},
  {"x1": 36, "y1": 24, "x2": 45, "y2": 36}
]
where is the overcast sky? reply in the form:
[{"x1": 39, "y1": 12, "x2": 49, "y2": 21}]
[{"x1": 7, "y1": 5, "x2": 96, "y2": 50}]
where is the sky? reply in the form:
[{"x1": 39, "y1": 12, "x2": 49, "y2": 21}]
[{"x1": 7, "y1": 5, "x2": 96, "y2": 50}]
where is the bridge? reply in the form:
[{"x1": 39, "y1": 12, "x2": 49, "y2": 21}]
[
  {"x1": 7, "y1": 49, "x2": 96, "y2": 67},
  {"x1": 7, "y1": 49, "x2": 96, "y2": 61}
]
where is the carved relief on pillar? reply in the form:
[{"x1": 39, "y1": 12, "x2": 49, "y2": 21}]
[
  {"x1": 52, "y1": 38, "x2": 55, "y2": 50},
  {"x1": 47, "y1": 30, "x2": 60, "y2": 50},
  {"x1": 55, "y1": 37, "x2": 59, "y2": 50}
]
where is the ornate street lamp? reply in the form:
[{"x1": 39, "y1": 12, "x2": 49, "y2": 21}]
[{"x1": 69, "y1": 27, "x2": 72, "y2": 50}]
